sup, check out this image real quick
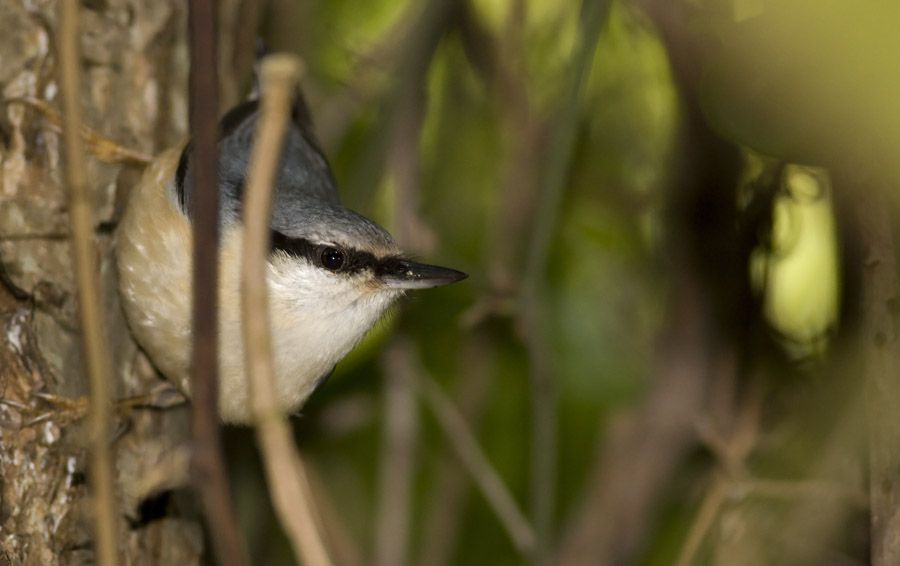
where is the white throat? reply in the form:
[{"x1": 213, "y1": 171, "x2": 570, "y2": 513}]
[{"x1": 215, "y1": 232, "x2": 401, "y2": 421}]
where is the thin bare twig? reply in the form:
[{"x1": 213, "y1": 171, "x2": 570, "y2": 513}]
[
  {"x1": 485, "y1": 0, "x2": 537, "y2": 296},
  {"x1": 187, "y1": 1, "x2": 248, "y2": 563},
  {"x1": 417, "y1": 333, "x2": 496, "y2": 566},
  {"x1": 317, "y1": 0, "x2": 457, "y2": 150},
  {"x1": 558, "y1": 0, "x2": 747, "y2": 561},
  {"x1": 675, "y1": 378, "x2": 762, "y2": 566},
  {"x1": 57, "y1": 1, "x2": 118, "y2": 564},
  {"x1": 417, "y1": 371, "x2": 537, "y2": 554},
  {"x1": 241, "y1": 54, "x2": 332, "y2": 566},
  {"x1": 372, "y1": 7, "x2": 453, "y2": 562},
  {"x1": 6, "y1": 97, "x2": 154, "y2": 166},
  {"x1": 555, "y1": 258, "x2": 713, "y2": 566},
  {"x1": 675, "y1": 474, "x2": 728, "y2": 566},
  {"x1": 738, "y1": 478, "x2": 868, "y2": 509},
  {"x1": 777, "y1": 374, "x2": 867, "y2": 564}
]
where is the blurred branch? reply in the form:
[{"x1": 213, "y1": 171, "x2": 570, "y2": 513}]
[
  {"x1": 486, "y1": 0, "x2": 538, "y2": 295},
  {"x1": 454, "y1": 0, "x2": 540, "y2": 298},
  {"x1": 678, "y1": 373, "x2": 868, "y2": 564},
  {"x1": 401, "y1": 8, "x2": 543, "y2": 562},
  {"x1": 58, "y1": 1, "x2": 118, "y2": 564},
  {"x1": 555, "y1": 1, "x2": 747, "y2": 563},
  {"x1": 453, "y1": 5, "x2": 495, "y2": 83},
  {"x1": 777, "y1": 372, "x2": 867, "y2": 563},
  {"x1": 518, "y1": 2, "x2": 610, "y2": 564},
  {"x1": 676, "y1": 474, "x2": 728, "y2": 566},
  {"x1": 740, "y1": 478, "x2": 867, "y2": 508},
  {"x1": 676, "y1": 382, "x2": 761, "y2": 566},
  {"x1": 241, "y1": 54, "x2": 332, "y2": 566},
  {"x1": 417, "y1": 369, "x2": 537, "y2": 554},
  {"x1": 521, "y1": 0, "x2": 610, "y2": 283},
  {"x1": 375, "y1": 338, "x2": 420, "y2": 566},
  {"x1": 373, "y1": 8, "x2": 454, "y2": 563},
  {"x1": 317, "y1": 0, "x2": 458, "y2": 150},
  {"x1": 304, "y1": 462, "x2": 364, "y2": 566},
  {"x1": 385, "y1": 23, "x2": 434, "y2": 254},
  {"x1": 414, "y1": 7, "x2": 535, "y2": 556},
  {"x1": 218, "y1": 0, "x2": 261, "y2": 110},
  {"x1": 557, "y1": 275, "x2": 712, "y2": 565},
  {"x1": 188, "y1": 1, "x2": 248, "y2": 563},
  {"x1": 555, "y1": 101, "x2": 740, "y2": 566}
]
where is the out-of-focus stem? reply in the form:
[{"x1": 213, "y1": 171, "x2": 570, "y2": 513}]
[
  {"x1": 519, "y1": 2, "x2": 610, "y2": 564},
  {"x1": 417, "y1": 374, "x2": 536, "y2": 554},
  {"x1": 187, "y1": 0, "x2": 249, "y2": 563}
]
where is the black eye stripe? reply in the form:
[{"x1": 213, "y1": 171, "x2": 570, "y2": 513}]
[{"x1": 270, "y1": 231, "x2": 390, "y2": 275}]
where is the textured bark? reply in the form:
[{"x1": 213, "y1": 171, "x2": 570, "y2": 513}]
[{"x1": 0, "y1": 1, "x2": 203, "y2": 563}]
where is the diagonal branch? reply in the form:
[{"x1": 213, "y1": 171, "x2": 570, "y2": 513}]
[
  {"x1": 417, "y1": 371, "x2": 536, "y2": 554},
  {"x1": 518, "y1": 2, "x2": 612, "y2": 563}
]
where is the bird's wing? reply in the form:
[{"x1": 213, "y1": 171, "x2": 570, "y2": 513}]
[{"x1": 174, "y1": 93, "x2": 341, "y2": 226}]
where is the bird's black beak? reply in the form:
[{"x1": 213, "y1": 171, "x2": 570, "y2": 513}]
[{"x1": 378, "y1": 258, "x2": 468, "y2": 290}]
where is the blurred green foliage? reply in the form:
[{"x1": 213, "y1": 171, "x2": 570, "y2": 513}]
[{"x1": 234, "y1": 0, "x2": 886, "y2": 563}]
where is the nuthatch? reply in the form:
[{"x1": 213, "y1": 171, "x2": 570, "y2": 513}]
[{"x1": 116, "y1": 96, "x2": 466, "y2": 423}]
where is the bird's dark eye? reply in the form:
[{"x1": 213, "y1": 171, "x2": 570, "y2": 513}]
[{"x1": 320, "y1": 247, "x2": 346, "y2": 271}]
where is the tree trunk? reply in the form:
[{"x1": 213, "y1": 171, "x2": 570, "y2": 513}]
[{"x1": 0, "y1": 1, "x2": 204, "y2": 563}]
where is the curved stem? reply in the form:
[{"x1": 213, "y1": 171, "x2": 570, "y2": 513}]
[{"x1": 241, "y1": 54, "x2": 333, "y2": 566}]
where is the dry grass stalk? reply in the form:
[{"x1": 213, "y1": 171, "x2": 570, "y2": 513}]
[{"x1": 58, "y1": 0, "x2": 119, "y2": 563}]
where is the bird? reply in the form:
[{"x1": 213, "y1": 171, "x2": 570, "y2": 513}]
[{"x1": 115, "y1": 94, "x2": 467, "y2": 423}]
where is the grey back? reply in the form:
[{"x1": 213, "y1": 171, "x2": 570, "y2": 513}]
[{"x1": 175, "y1": 96, "x2": 341, "y2": 232}]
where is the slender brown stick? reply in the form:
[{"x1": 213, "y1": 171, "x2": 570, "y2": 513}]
[
  {"x1": 739, "y1": 478, "x2": 868, "y2": 508},
  {"x1": 416, "y1": 332, "x2": 496, "y2": 566},
  {"x1": 241, "y1": 54, "x2": 332, "y2": 566},
  {"x1": 187, "y1": 1, "x2": 248, "y2": 564},
  {"x1": 6, "y1": 97, "x2": 154, "y2": 166},
  {"x1": 371, "y1": 9, "x2": 453, "y2": 561},
  {"x1": 317, "y1": 0, "x2": 457, "y2": 149},
  {"x1": 417, "y1": 373, "x2": 536, "y2": 554},
  {"x1": 675, "y1": 474, "x2": 728, "y2": 566},
  {"x1": 57, "y1": 2, "x2": 118, "y2": 564}
]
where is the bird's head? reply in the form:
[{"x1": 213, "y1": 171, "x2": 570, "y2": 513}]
[{"x1": 174, "y1": 94, "x2": 466, "y2": 346}]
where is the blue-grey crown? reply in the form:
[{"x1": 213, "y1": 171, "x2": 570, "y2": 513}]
[{"x1": 173, "y1": 94, "x2": 396, "y2": 255}]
